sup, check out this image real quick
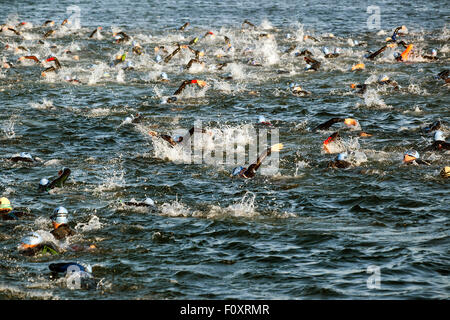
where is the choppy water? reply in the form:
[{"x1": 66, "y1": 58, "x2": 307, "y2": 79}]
[{"x1": 0, "y1": 0, "x2": 449, "y2": 299}]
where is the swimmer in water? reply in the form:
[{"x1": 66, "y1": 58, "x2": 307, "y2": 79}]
[
  {"x1": 231, "y1": 143, "x2": 284, "y2": 179},
  {"x1": 163, "y1": 43, "x2": 183, "y2": 63},
  {"x1": 314, "y1": 118, "x2": 359, "y2": 131},
  {"x1": 19, "y1": 232, "x2": 60, "y2": 256},
  {"x1": 113, "y1": 31, "x2": 130, "y2": 44},
  {"x1": 43, "y1": 20, "x2": 55, "y2": 27},
  {"x1": 437, "y1": 70, "x2": 449, "y2": 84},
  {"x1": 422, "y1": 120, "x2": 441, "y2": 134},
  {"x1": 290, "y1": 83, "x2": 311, "y2": 96},
  {"x1": 179, "y1": 22, "x2": 190, "y2": 31},
  {"x1": 323, "y1": 47, "x2": 340, "y2": 58},
  {"x1": 172, "y1": 79, "x2": 207, "y2": 96},
  {"x1": 403, "y1": 150, "x2": 430, "y2": 166},
  {"x1": 89, "y1": 26, "x2": 102, "y2": 38},
  {"x1": 148, "y1": 127, "x2": 210, "y2": 147},
  {"x1": 8, "y1": 152, "x2": 40, "y2": 163},
  {"x1": 132, "y1": 41, "x2": 143, "y2": 55},
  {"x1": 119, "y1": 197, "x2": 155, "y2": 207},
  {"x1": 49, "y1": 262, "x2": 98, "y2": 289},
  {"x1": 422, "y1": 49, "x2": 438, "y2": 61},
  {"x1": 43, "y1": 29, "x2": 56, "y2": 38},
  {"x1": 18, "y1": 55, "x2": 41, "y2": 64},
  {"x1": 424, "y1": 130, "x2": 450, "y2": 152},
  {"x1": 38, "y1": 168, "x2": 71, "y2": 192},
  {"x1": 327, "y1": 152, "x2": 352, "y2": 169},
  {"x1": 242, "y1": 19, "x2": 257, "y2": 29},
  {"x1": 322, "y1": 132, "x2": 341, "y2": 153},
  {"x1": 294, "y1": 49, "x2": 313, "y2": 57},
  {"x1": 304, "y1": 56, "x2": 321, "y2": 71},
  {"x1": 50, "y1": 207, "x2": 76, "y2": 240},
  {"x1": 257, "y1": 115, "x2": 272, "y2": 126},
  {"x1": 377, "y1": 74, "x2": 399, "y2": 90},
  {"x1": 0, "y1": 197, "x2": 31, "y2": 221}
]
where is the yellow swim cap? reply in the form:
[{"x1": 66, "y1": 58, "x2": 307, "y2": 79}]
[
  {"x1": 0, "y1": 197, "x2": 12, "y2": 213},
  {"x1": 440, "y1": 167, "x2": 450, "y2": 178}
]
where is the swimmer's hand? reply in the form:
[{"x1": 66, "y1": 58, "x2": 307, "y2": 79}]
[
  {"x1": 148, "y1": 130, "x2": 157, "y2": 137},
  {"x1": 271, "y1": 143, "x2": 283, "y2": 152}
]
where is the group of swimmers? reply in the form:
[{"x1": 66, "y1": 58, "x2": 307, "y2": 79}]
[{"x1": 1, "y1": 18, "x2": 449, "y2": 289}]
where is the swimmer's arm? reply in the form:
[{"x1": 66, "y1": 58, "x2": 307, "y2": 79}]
[
  {"x1": 173, "y1": 80, "x2": 190, "y2": 95},
  {"x1": 244, "y1": 147, "x2": 272, "y2": 177},
  {"x1": 89, "y1": 29, "x2": 97, "y2": 38},
  {"x1": 314, "y1": 118, "x2": 344, "y2": 131},
  {"x1": 164, "y1": 46, "x2": 181, "y2": 63},
  {"x1": 367, "y1": 45, "x2": 387, "y2": 60},
  {"x1": 160, "y1": 134, "x2": 177, "y2": 147}
]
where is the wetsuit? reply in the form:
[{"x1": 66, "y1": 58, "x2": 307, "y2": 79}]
[
  {"x1": 424, "y1": 140, "x2": 450, "y2": 152},
  {"x1": 304, "y1": 56, "x2": 320, "y2": 71},
  {"x1": 8, "y1": 155, "x2": 35, "y2": 163},
  {"x1": 1, "y1": 210, "x2": 31, "y2": 221},
  {"x1": 314, "y1": 118, "x2": 348, "y2": 131},
  {"x1": 39, "y1": 168, "x2": 71, "y2": 192},
  {"x1": 327, "y1": 159, "x2": 352, "y2": 169},
  {"x1": 51, "y1": 224, "x2": 76, "y2": 240},
  {"x1": 49, "y1": 262, "x2": 97, "y2": 289},
  {"x1": 238, "y1": 147, "x2": 274, "y2": 179},
  {"x1": 366, "y1": 45, "x2": 388, "y2": 60},
  {"x1": 179, "y1": 22, "x2": 190, "y2": 31},
  {"x1": 423, "y1": 121, "x2": 441, "y2": 133},
  {"x1": 114, "y1": 31, "x2": 130, "y2": 43}
]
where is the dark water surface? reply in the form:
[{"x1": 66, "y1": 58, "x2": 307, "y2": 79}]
[{"x1": 0, "y1": 0, "x2": 449, "y2": 299}]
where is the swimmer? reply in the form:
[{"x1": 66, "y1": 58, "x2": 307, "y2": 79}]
[
  {"x1": 314, "y1": 118, "x2": 359, "y2": 131},
  {"x1": 111, "y1": 53, "x2": 127, "y2": 67},
  {"x1": 119, "y1": 198, "x2": 155, "y2": 207},
  {"x1": 437, "y1": 70, "x2": 449, "y2": 84},
  {"x1": 242, "y1": 19, "x2": 257, "y2": 29},
  {"x1": 173, "y1": 79, "x2": 207, "y2": 95},
  {"x1": 327, "y1": 152, "x2": 352, "y2": 169},
  {"x1": 322, "y1": 132, "x2": 340, "y2": 153},
  {"x1": 304, "y1": 56, "x2": 320, "y2": 71},
  {"x1": 50, "y1": 207, "x2": 76, "y2": 240},
  {"x1": 43, "y1": 29, "x2": 56, "y2": 38},
  {"x1": 422, "y1": 49, "x2": 438, "y2": 61},
  {"x1": 179, "y1": 22, "x2": 190, "y2": 31},
  {"x1": 19, "y1": 232, "x2": 60, "y2": 256},
  {"x1": 41, "y1": 66, "x2": 57, "y2": 77},
  {"x1": 377, "y1": 74, "x2": 399, "y2": 90},
  {"x1": 424, "y1": 130, "x2": 450, "y2": 151},
  {"x1": 350, "y1": 83, "x2": 367, "y2": 94},
  {"x1": 290, "y1": 83, "x2": 311, "y2": 96},
  {"x1": 8, "y1": 152, "x2": 40, "y2": 163},
  {"x1": 303, "y1": 35, "x2": 319, "y2": 42},
  {"x1": 125, "y1": 113, "x2": 144, "y2": 124},
  {"x1": 0, "y1": 197, "x2": 31, "y2": 221},
  {"x1": 43, "y1": 20, "x2": 55, "y2": 27},
  {"x1": 163, "y1": 44, "x2": 183, "y2": 63},
  {"x1": 386, "y1": 26, "x2": 407, "y2": 43},
  {"x1": 49, "y1": 262, "x2": 98, "y2": 289},
  {"x1": 365, "y1": 44, "x2": 390, "y2": 60},
  {"x1": 422, "y1": 120, "x2": 441, "y2": 133},
  {"x1": 113, "y1": 31, "x2": 130, "y2": 44},
  {"x1": 18, "y1": 55, "x2": 41, "y2": 64},
  {"x1": 294, "y1": 49, "x2": 313, "y2": 57},
  {"x1": 132, "y1": 41, "x2": 143, "y2": 55},
  {"x1": 231, "y1": 143, "x2": 283, "y2": 179},
  {"x1": 148, "y1": 127, "x2": 210, "y2": 147},
  {"x1": 323, "y1": 47, "x2": 340, "y2": 58},
  {"x1": 89, "y1": 26, "x2": 103, "y2": 38},
  {"x1": 38, "y1": 168, "x2": 71, "y2": 192},
  {"x1": 45, "y1": 56, "x2": 62, "y2": 69},
  {"x1": 258, "y1": 115, "x2": 272, "y2": 126},
  {"x1": 403, "y1": 150, "x2": 430, "y2": 166},
  {"x1": 64, "y1": 75, "x2": 82, "y2": 84}
]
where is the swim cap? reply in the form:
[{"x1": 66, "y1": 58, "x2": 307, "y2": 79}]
[
  {"x1": 336, "y1": 152, "x2": 348, "y2": 161},
  {"x1": 258, "y1": 115, "x2": 266, "y2": 123},
  {"x1": 19, "y1": 152, "x2": 33, "y2": 160},
  {"x1": 440, "y1": 167, "x2": 450, "y2": 178},
  {"x1": 232, "y1": 166, "x2": 245, "y2": 176},
  {"x1": 21, "y1": 232, "x2": 42, "y2": 248},
  {"x1": 403, "y1": 150, "x2": 419, "y2": 162},
  {"x1": 334, "y1": 48, "x2": 341, "y2": 54},
  {"x1": 393, "y1": 52, "x2": 400, "y2": 58},
  {"x1": 160, "y1": 72, "x2": 168, "y2": 80},
  {"x1": 64, "y1": 75, "x2": 71, "y2": 81},
  {"x1": 434, "y1": 130, "x2": 444, "y2": 142},
  {"x1": 173, "y1": 135, "x2": 183, "y2": 143},
  {"x1": 305, "y1": 64, "x2": 312, "y2": 70},
  {"x1": 354, "y1": 40, "x2": 359, "y2": 46},
  {"x1": 53, "y1": 206, "x2": 68, "y2": 215},
  {"x1": 322, "y1": 47, "x2": 330, "y2": 55},
  {"x1": 39, "y1": 178, "x2": 49, "y2": 186},
  {"x1": 0, "y1": 197, "x2": 12, "y2": 212},
  {"x1": 155, "y1": 55, "x2": 162, "y2": 63},
  {"x1": 378, "y1": 75, "x2": 389, "y2": 83},
  {"x1": 144, "y1": 198, "x2": 155, "y2": 206},
  {"x1": 431, "y1": 49, "x2": 437, "y2": 57}
]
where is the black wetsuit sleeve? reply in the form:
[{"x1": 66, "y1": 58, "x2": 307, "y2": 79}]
[
  {"x1": 367, "y1": 45, "x2": 387, "y2": 60},
  {"x1": 173, "y1": 80, "x2": 190, "y2": 95},
  {"x1": 160, "y1": 135, "x2": 177, "y2": 147},
  {"x1": 47, "y1": 169, "x2": 71, "y2": 189},
  {"x1": 314, "y1": 118, "x2": 344, "y2": 131},
  {"x1": 164, "y1": 47, "x2": 181, "y2": 63},
  {"x1": 243, "y1": 147, "x2": 272, "y2": 178},
  {"x1": 89, "y1": 29, "x2": 97, "y2": 38}
]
